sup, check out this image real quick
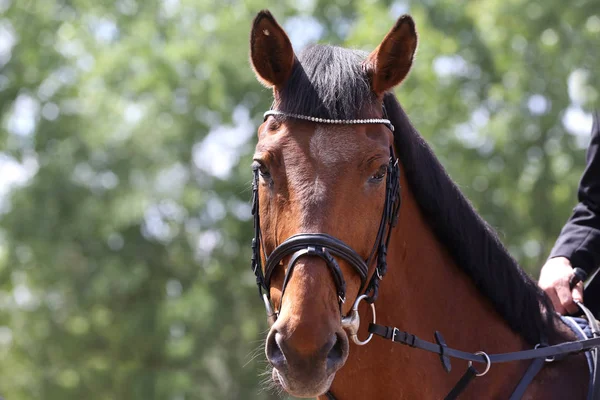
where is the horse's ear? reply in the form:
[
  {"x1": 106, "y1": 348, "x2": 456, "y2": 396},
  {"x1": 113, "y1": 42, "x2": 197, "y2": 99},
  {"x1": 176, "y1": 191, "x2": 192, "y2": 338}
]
[
  {"x1": 250, "y1": 10, "x2": 295, "y2": 89},
  {"x1": 365, "y1": 15, "x2": 418, "y2": 95}
]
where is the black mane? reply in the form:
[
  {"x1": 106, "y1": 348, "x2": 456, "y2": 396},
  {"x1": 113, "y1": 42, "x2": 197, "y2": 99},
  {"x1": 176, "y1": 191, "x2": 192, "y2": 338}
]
[
  {"x1": 278, "y1": 44, "x2": 558, "y2": 345},
  {"x1": 383, "y1": 94, "x2": 557, "y2": 345}
]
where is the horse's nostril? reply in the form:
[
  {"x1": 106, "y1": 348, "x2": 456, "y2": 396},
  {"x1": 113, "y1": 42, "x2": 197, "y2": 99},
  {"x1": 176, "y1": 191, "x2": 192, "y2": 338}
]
[
  {"x1": 326, "y1": 332, "x2": 348, "y2": 374},
  {"x1": 266, "y1": 331, "x2": 286, "y2": 370}
]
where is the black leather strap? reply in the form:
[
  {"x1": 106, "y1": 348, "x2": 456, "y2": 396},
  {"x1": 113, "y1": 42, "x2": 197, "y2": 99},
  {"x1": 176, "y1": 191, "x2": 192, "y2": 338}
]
[
  {"x1": 264, "y1": 233, "x2": 368, "y2": 290},
  {"x1": 362, "y1": 155, "x2": 401, "y2": 302},
  {"x1": 369, "y1": 323, "x2": 487, "y2": 363},
  {"x1": 435, "y1": 331, "x2": 452, "y2": 372},
  {"x1": 508, "y1": 357, "x2": 546, "y2": 400},
  {"x1": 281, "y1": 247, "x2": 347, "y2": 307},
  {"x1": 371, "y1": 321, "x2": 600, "y2": 399},
  {"x1": 444, "y1": 365, "x2": 478, "y2": 400},
  {"x1": 369, "y1": 322, "x2": 600, "y2": 364},
  {"x1": 250, "y1": 167, "x2": 267, "y2": 294}
]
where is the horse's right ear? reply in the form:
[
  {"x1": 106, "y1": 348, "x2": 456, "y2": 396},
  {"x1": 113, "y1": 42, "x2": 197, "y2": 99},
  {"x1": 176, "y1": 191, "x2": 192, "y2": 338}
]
[{"x1": 250, "y1": 10, "x2": 295, "y2": 89}]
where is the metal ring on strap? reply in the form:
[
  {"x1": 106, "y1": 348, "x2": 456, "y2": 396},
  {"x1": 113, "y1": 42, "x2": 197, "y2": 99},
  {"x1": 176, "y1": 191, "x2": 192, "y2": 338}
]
[
  {"x1": 341, "y1": 294, "x2": 376, "y2": 346},
  {"x1": 468, "y1": 351, "x2": 491, "y2": 377}
]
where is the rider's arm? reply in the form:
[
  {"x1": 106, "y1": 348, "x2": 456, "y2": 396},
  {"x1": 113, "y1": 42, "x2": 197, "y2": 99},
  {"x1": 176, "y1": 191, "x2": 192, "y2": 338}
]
[
  {"x1": 549, "y1": 111, "x2": 600, "y2": 275},
  {"x1": 540, "y1": 111, "x2": 600, "y2": 315}
]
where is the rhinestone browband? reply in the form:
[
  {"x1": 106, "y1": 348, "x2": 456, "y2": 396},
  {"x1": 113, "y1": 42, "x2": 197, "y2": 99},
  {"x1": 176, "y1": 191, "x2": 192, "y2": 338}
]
[{"x1": 263, "y1": 110, "x2": 394, "y2": 132}]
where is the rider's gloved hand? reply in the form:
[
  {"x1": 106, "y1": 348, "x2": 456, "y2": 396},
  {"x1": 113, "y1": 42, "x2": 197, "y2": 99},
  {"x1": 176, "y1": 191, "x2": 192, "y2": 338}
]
[{"x1": 539, "y1": 256, "x2": 584, "y2": 315}]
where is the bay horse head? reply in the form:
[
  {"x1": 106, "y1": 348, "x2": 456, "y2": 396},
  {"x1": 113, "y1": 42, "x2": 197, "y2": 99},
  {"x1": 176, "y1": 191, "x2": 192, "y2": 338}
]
[
  {"x1": 249, "y1": 10, "x2": 416, "y2": 397},
  {"x1": 247, "y1": 9, "x2": 591, "y2": 400}
]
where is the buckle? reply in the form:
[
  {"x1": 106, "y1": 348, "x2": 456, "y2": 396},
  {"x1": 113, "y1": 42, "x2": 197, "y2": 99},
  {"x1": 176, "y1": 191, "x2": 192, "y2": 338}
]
[{"x1": 391, "y1": 327, "x2": 399, "y2": 342}]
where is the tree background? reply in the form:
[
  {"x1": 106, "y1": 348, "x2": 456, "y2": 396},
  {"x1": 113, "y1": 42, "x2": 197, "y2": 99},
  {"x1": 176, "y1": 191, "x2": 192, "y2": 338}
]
[{"x1": 0, "y1": 0, "x2": 597, "y2": 399}]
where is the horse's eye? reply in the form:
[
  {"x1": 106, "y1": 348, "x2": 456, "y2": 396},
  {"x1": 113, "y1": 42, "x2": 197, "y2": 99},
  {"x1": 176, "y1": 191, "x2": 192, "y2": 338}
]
[
  {"x1": 259, "y1": 165, "x2": 272, "y2": 180},
  {"x1": 252, "y1": 161, "x2": 273, "y2": 183},
  {"x1": 369, "y1": 165, "x2": 387, "y2": 183},
  {"x1": 266, "y1": 118, "x2": 281, "y2": 131}
]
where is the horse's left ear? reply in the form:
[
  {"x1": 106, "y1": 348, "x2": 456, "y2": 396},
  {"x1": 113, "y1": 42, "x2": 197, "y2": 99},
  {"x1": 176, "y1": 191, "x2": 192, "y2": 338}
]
[{"x1": 365, "y1": 15, "x2": 418, "y2": 95}]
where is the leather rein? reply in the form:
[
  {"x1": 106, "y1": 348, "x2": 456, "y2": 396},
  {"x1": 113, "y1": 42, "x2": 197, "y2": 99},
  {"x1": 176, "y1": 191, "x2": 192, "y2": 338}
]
[{"x1": 250, "y1": 108, "x2": 600, "y2": 399}]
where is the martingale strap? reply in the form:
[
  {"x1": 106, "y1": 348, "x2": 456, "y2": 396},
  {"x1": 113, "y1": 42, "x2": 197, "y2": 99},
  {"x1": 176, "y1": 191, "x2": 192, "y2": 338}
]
[
  {"x1": 507, "y1": 358, "x2": 546, "y2": 400},
  {"x1": 369, "y1": 301, "x2": 600, "y2": 400},
  {"x1": 444, "y1": 365, "x2": 479, "y2": 400},
  {"x1": 367, "y1": 322, "x2": 600, "y2": 365}
]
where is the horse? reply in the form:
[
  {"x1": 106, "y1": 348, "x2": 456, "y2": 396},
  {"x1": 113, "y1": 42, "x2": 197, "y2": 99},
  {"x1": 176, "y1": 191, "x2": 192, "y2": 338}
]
[{"x1": 247, "y1": 10, "x2": 590, "y2": 399}]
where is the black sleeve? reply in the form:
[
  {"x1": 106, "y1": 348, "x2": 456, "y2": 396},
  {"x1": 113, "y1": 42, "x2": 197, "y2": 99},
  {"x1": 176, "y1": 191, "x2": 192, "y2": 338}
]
[{"x1": 550, "y1": 111, "x2": 600, "y2": 274}]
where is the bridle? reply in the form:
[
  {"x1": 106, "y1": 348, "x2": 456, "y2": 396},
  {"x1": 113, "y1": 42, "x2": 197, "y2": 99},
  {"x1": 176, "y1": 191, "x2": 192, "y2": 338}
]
[
  {"x1": 250, "y1": 107, "x2": 600, "y2": 400},
  {"x1": 251, "y1": 107, "x2": 401, "y2": 345}
]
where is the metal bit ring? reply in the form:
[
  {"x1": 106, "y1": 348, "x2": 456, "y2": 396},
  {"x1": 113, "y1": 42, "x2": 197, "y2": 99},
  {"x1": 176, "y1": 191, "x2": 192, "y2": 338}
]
[{"x1": 341, "y1": 294, "x2": 376, "y2": 346}]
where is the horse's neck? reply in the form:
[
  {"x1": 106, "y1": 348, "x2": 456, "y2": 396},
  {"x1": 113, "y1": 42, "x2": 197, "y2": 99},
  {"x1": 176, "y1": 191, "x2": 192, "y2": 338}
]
[
  {"x1": 382, "y1": 172, "x2": 528, "y2": 354},
  {"x1": 324, "y1": 166, "x2": 591, "y2": 399},
  {"x1": 332, "y1": 172, "x2": 534, "y2": 398}
]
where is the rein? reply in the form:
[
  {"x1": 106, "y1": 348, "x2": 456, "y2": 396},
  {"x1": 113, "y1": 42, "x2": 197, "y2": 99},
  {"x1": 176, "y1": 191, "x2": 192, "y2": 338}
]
[
  {"x1": 250, "y1": 109, "x2": 600, "y2": 399},
  {"x1": 368, "y1": 300, "x2": 600, "y2": 400}
]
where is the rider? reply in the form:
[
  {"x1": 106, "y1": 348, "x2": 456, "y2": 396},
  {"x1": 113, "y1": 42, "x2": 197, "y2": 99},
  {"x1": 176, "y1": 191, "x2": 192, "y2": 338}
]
[{"x1": 539, "y1": 110, "x2": 600, "y2": 316}]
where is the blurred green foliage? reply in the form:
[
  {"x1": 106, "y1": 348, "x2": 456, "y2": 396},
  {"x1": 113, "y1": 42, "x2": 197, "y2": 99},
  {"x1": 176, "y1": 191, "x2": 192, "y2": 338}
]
[{"x1": 0, "y1": 0, "x2": 597, "y2": 399}]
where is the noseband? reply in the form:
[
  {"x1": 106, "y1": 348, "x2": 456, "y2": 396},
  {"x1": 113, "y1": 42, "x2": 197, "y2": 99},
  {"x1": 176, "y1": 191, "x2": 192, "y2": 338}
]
[{"x1": 250, "y1": 108, "x2": 401, "y2": 344}]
